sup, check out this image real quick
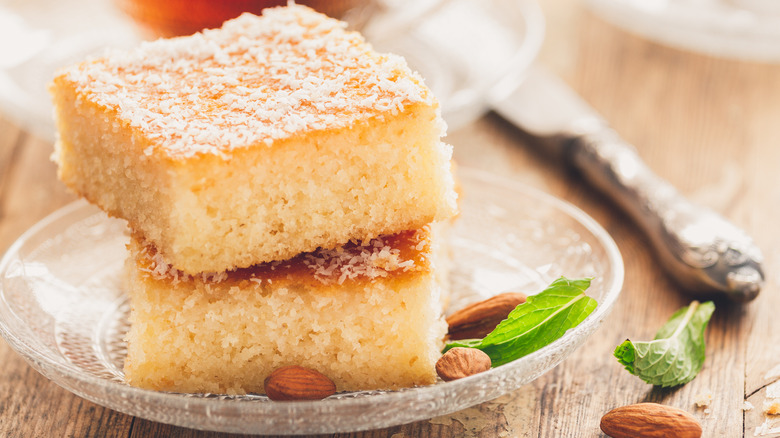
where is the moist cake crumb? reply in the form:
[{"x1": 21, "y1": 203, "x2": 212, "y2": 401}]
[{"x1": 124, "y1": 225, "x2": 449, "y2": 394}]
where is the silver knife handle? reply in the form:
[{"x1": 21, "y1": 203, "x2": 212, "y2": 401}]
[{"x1": 564, "y1": 118, "x2": 764, "y2": 301}]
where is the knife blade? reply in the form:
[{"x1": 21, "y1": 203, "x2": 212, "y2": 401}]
[{"x1": 490, "y1": 65, "x2": 764, "y2": 302}]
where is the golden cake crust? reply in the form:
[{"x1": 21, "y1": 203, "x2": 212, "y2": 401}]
[{"x1": 54, "y1": 5, "x2": 436, "y2": 160}]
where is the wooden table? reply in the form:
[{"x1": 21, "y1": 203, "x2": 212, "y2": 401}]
[{"x1": 3, "y1": 1, "x2": 780, "y2": 436}]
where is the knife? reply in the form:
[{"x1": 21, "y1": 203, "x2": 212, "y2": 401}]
[{"x1": 490, "y1": 65, "x2": 764, "y2": 302}]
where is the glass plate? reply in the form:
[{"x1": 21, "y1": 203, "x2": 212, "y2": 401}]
[
  {"x1": 0, "y1": 0, "x2": 544, "y2": 140},
  {"x1": 587, "y1": 0, "x2": 780, "y2": 62},
  {"x1": 0, "y1": 168, "x2": 623, "y2": 435}
]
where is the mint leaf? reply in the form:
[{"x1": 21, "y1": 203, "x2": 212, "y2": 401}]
[
  {"x1": 614, "y1": 340, "x2": 636, "y2": 374},
  {"x1": 614, "y1": 300, "x2": 715, "y2": 387},
  {"x1": 444, "y1": 277, "x2": 598, "y2": 367}
]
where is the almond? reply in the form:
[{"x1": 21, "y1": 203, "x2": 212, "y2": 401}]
[
  {"x1": 435, "y1": 347, "x2": 492, "y2": 381},
  {"x1": 600, "y1": 403, "x2": 702, "y2": 438},
  {"x1": 264, "y1": 365, "x2": 336, "y2": 401},
  {"x1": 446, "y1": 292, "x2": 527, "y2": 340}
]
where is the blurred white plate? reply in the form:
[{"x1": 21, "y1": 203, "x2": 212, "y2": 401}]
[
  {"x1": 587, "y1": 0, "x2": 780, "y2": 62},
  {"x1": 364, "y1": 0, "x2": 545, "y2": 130}
]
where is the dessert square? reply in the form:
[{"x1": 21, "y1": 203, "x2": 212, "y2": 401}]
[
  {"x1": 123, "y1": 225, "x2": 448, "y2": 394},
  {"x1": 50, "y1": 5, "x2": 457, "y2": 274}
]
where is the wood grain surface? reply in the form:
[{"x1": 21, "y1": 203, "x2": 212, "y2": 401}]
[{"x1": 2, "y1": 0, "x2": 780, "y2": 436}]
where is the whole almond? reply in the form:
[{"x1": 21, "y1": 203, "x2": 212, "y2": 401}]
[
  {"x1": 264, "y1": 365, "x2": 336, "y2": 401},
  {"x1": 436, "y1": 347, "x2": 492, "y2": 381},
  {"x1": 600, "y1": 403, "x2": 702, "y2": 438},
  {"x1": 446, "y1": 292, "x2": 526, "y2": 340}
]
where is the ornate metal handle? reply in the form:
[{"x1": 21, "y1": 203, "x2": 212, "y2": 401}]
[{"x1": 562, "y1": 118, "x2": 764, "y2": 302}]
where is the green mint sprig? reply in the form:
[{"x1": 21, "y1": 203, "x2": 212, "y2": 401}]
[
  {"x1": 614, "y1": 300, "x2": 715, "y2": 387},
  {"x1": 444, "y1": 277, "x2": 598, "y2": 367}
]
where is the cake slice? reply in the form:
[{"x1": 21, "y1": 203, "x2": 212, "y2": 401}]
[
  {"x1": 50, "y1": 5, "x2": 457, "y2": 275},
  {"x1": 123, "y1": 224, "x2": 448, "y2": 394}
]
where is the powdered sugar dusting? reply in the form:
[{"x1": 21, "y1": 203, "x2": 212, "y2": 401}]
[{"x1": 58, "y1": 5, "x2": 434, "y2": 159}]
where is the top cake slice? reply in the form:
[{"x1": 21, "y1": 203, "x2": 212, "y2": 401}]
[{"x1": 50, "y1": 4, "x2": 457, "y2": 274}]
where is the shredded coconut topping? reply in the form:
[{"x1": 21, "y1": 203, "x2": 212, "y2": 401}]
[
  {"x1": 138, "y1": 227, "x2": 430, "y2": 286},
  {"x1": 300, "y1": 234, "x2": 418, "y2": 285},
  {"x1": 60, "y1": 5, "x2": 433, "y2": 159},
  {"x1": 138, "y1": 248, "x2": 229, "y2": 284}
]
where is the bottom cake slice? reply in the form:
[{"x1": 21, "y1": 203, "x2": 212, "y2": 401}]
[{"x1": 123, "y1": 225, "x2": 448, "y2": 395}]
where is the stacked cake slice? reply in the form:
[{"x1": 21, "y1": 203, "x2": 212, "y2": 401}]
[{"x1": 50, "y1": 4, "x2": 457, "y2": 394}]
